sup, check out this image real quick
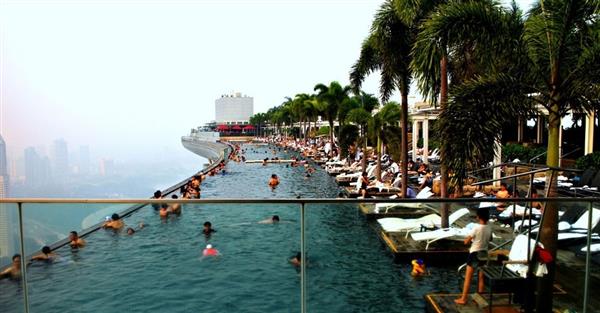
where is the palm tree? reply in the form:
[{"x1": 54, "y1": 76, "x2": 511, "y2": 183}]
[
  {"x1": 412, "y1": 0, "x2": 600, "y2": 310},
  {"x1": 314, "y1": 81, "x2": 351, "y2": 156},
  {"x1": 347, "y1": 92, "x2": 380, "y2": 172},
  {"x1": 350, "y1": 0, "x2": 413, "y2": 198},
  {"x1": 370, "y1": 102, "x2": 401, "y2": 181}
]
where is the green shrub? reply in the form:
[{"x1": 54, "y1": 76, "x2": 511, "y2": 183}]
[
  {"x1": 576, "y1": 152, "x2": 600, "y2": 169},
  {"x1": 316, "y1": 126, "x2": 330, "y2": 136},
  {"x1": 502, "y1": 143, "x2": 546, "y2": 164}
]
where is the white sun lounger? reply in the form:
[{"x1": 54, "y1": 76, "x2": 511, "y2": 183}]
[
  {"x1": 374, "y1": 187, "x2": 434, "y2": 213},
  {"x1": 378, "y1": 208, "x2": 471, "y2": 237}
]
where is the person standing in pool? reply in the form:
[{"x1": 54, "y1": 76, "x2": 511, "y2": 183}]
[
  {"x1": 455, "y1": 207, "x2": 492, "y2": 305},
  {"x1": 69, "y1": 231, "x2": 86, "y2": 249},
  {"x1": 203, "y1": 221, "x2": 216, "y2": 237},
  {"x1": 169, "y1": 195, "x2": 182, "y2": 215},
  {"x1": 0, "y1": 254, "x2": 22, "y2": 280},
  {"x1": 103, "y1": 213, "x2": 124, "y2": 230},
  {"x1": 159, "y1": 204, "x2": 170, "y2": 219},
  {"x1": 268, "y1": 174, "x2": 280, "y2": 188}
]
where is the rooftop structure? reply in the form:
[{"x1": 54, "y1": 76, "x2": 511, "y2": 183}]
[{"x1": 215, "y1": 92, "x2": 253, "y2": 125}]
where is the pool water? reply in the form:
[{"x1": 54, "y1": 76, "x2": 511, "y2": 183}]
[{"x1": 1, "y1": 145, "x2": 460, "y2": 313}]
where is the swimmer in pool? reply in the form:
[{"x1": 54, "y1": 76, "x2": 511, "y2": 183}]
[
  {"x1": 258, "y1": 215, "x2": 280, "y2": 224},
  {"x1": 126, "y1": 222, "x2": 145, "y2": 235},
  {"x1": 268, "y1": 174, "x2": 280, "y2": 188},
  {"x1": 31, "y1": 246, "x2": 58, "y2": 262},
  {"x1": 203, "y1": 221, "x2": 216, "y2": 236},
  {"x1": 202, "y1": 244, "x2": 219, "y2": 257},
  {"x1": 103, "y1": 213, "x2": 124, "y2": 230},
  {"x1": 0, "y1": 254, "x2": 22, "y2": 280},
  {"x1": 69, "y1": 231, "x2": 86, "y2": 249},
  {"x1": 169, "y1": 195, "x2": 182, "y2": 215},
  {"x1": 411, "y1": 259, "x2": 427, "y2": 276},
  {"x1": 290, "y1": 252, "x2": 301, "y2": 267},
  {"x1": 159, "y1": 204, "x2": 170, "y2": 218}
]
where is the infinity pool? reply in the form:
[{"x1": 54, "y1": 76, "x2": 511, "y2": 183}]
[{"x1": 1, "y1": 144, "x2": 460, "y2": 312}]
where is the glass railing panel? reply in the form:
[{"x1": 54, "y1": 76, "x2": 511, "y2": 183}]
[
  {"x1": 0, "y1": 202, "x2": 25, "y2": 313},
  {"x1": 12, "y1": 201, "x2": 301, "y2": 313},
  {"x1": 303, "y1": 201, "x2": 454, "y2": 313}
]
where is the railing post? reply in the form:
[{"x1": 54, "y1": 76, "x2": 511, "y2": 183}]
[
  {"x1": 583, "y1": 200, "x2": 593, "y2": 313},
  {"x1": 300, "y1": 202, "x2": 306, "y2": 313},
  {"x1": 17, "y1": 202, "x2": 30, "y2": 313}
]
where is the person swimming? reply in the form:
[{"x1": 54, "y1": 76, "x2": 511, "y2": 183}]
[
  {"x1": 258, "y1": 215, "x2": 280, "y2": 224},
  {"x1": 290, "y1": 252, "x2": 301, "y2": 267},
  {"x1": 411, "y1": 259, "x2": 427, "y2": 276},
  {"x1": 31, "y1": 246, "x2": 58, "y2": 262},
  {"x1": 203, "y1": 221, "x2": 216, "y2": 236},
  {"x1": 202, "y1": 244, "x2": 219, "y2": 257},
  {"x1": 69, "y1": 231, "x2": 86, "y2": 249},
  {"x1": 0, "y1": 254, "x2": 22, "y2": 280}
]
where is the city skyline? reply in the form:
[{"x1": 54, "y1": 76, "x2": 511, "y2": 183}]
[{"x1": 0, "y1": 0, "x2": 535, "y2": 161}]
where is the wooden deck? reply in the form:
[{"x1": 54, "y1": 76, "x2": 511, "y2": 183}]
[
  {"x1": 425, "y1": 293, "x2": 520, "y2": 313},
  {"x1": 361, "y1": 204, "x2": 516, "y2": 264}
]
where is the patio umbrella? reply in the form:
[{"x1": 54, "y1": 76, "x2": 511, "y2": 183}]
[
  {"x1": 216, "y1": 125, "x2": 229, "y2": 131},
  {"x1": 231, "y1": 125, "x2": 242, "y2": 131}
]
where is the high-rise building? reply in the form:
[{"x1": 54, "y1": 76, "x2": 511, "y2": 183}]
[
  {"x1": 0, "y1": 134, "x2": 7, "y2": 177},
  {"x1": 215, "y1": 92, "x2": 254, "y2": 125},
  {"x1": 52, "y1": 139, "x2": 69, "y2": 178},
  {"x1": 79, "y1": 146, "x2": 91, "y2": 174},
  {"x1": 24, "y1": 147, "x2": 51, "y2": 186},
  {"x1": 99, "y1": 158, "x2": 114, "y2": 176},
  {"x1": 0, "y1": 173, "x2": 13, "y2": 263}
]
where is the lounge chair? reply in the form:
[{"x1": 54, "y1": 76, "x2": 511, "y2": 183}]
[
  {"x1": 528, "y1": 208, "x2": 600, "y2": 243},
  {"x1": 482, "y1": 234, "x2": 538, "y2": 310},
  {"x1": 377, "y1": 208, "x2": 471, "y2": 237},
  {"x1": 410, "y1": 222, "x2": 486, "y2": 250},
  {"x1": 373, "y1": 187, "x2": 434, "y2": 213}
]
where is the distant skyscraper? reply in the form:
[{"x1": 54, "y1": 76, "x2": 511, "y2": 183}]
[
  {"x1": 0, "y1": 134, "x2": 7, "y2": 177},
  {"x1": 79, "y1": 146, "x2": 91, "y2": 174},
  {"x1": 52, "y1": 139, "x2": 69, "y2": 178},
  {"x1": 99, "y1": 158, "x2": 114, "y2": 176},
  {"x1": 24, "y1": 147, "x2": 51, "y2": 186},
  {"x1": 0, "y1": 174, "x2": 13, "y2": 263}
]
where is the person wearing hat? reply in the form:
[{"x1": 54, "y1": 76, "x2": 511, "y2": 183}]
[{"x1": 203, "y1": 244, "x2": 219, "y2": 257}]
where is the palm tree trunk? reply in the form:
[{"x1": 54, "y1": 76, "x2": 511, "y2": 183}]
[
  {"x1": 440, "y1": 55, "x2": 450, "y2": 228},
  {"x1": 400, "y1": 93, "x2": 409, "y2": 198},
  {"x1": 329, "y1": 119, "x2": 335, "y2": 157},
  {"x1": 536, "y1": 106, "x2": 560, "y2": 313},
  {"x1": 362, "y1": 125, "x2": 367, "y2": 173},
  {"x1": 376, "y1": 134, "x2": 382, "y2": 181}
]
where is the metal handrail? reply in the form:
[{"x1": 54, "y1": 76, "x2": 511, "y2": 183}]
[
  {"x1": 2, "y1": 196, "x2": 600, "y2": 204},
  {"x1": 471, "y1": 168, "x2": 550, "y2": 186}
]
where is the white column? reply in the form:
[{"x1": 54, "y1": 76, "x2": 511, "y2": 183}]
[
  {"x1": 493, "y1": 138, "x2": 502, "y2": 187},
  {"x1": 517, "y1": 118, "x2": 524, "y2": 142},
  {"x1": 536, "y1": 116, "x2": 543, "y2": 144},
  {"x1": 423, "y1": 119, "x2": 429, "y2": 164},
  {"x1": 585, "y1": 111, "x2": 595, "y2": 155},
  {"x1": 412, "y1": 120, "x2": 420, "y2": 162}
]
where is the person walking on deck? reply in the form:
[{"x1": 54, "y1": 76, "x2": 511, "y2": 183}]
[{"x1": 455, "y1": 207, "x2": 492, "y2": 305}]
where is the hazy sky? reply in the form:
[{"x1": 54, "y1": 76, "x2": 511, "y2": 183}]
[{"x1": 0, "y1": 0, "x2": 534, "y2": 161}]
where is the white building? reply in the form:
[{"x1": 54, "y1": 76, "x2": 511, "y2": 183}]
[{"x1": 215, "y1": 92, "x2": 253, "y2": 125}]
